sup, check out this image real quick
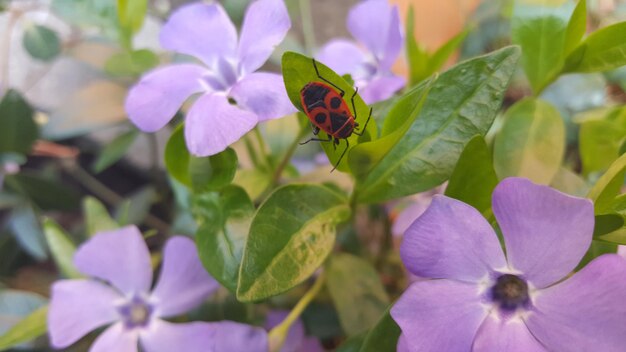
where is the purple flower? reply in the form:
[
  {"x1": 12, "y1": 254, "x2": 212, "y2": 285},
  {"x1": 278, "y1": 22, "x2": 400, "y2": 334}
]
[
  {"x1": 391, "y1": 178, "x2": 626, "y2": 351},
  {"x1": 48, "y1": 226, "x2": 267, "y2": 352},
  {"x1": 316, "y1": 0, "x2": 404, "y2": 104},
  {"x1": 265, "y1": 311, "x2": 324, "y2": 352},
  {"x1": 390, "y1": 185, "x2": 445, "y2": 238},
  {"x1": 125, "y1": 0, "x2": 294, "y2": 157}
]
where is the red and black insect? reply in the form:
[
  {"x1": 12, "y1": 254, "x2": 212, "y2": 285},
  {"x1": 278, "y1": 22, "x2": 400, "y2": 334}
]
[{"x1": 299, "y1": 59, "x2": 372, "y2": 172}]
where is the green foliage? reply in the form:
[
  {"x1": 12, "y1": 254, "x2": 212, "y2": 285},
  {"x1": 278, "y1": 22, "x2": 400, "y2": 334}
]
[
  {"x1": 326, "y1": 253, "x2": 389, "y2": 336},
  {"x1": 117, "y1": 0, "x2": 147, "y2": 48},
  {"x1": 43, "y1": 219, "x2": 81, "y2": 278},
  {"x1": 104, "y1": 49, "x2": 159, "y2": 77},
  {"x1": 445, "y1": 136, "x2": 498, "y2": 215},
  {"x1": 5, "y1": 173, "x2": 80, "y2": 211},
  {"x1": 196, "y1": 186, "x2": 254, "y2": 292},
  {"x1": 359, "y1": 309, "x2": 401, "y2": 352},
  {"x1": 564, "y1": 21, "x2": 626, "y2": 73},
  {"x1": 587, "y1": 153, "x2": 626, "y2": 215},
  {"x1": 578, "y1": 108, "x2": 626, "y2": 176},
  {"x1": 165, "y1": 125, "x2": 238, "y2": 193},
  {"x1": 355, "y1": 46, "x2": 520, "y2": 203},
  {"x1": 92, "y1": 129, "x2": 139, "y2": 173},
  {"x1": 7, "y1": 205, "x2": 47, "y2": 260},
  {"x1": 282, "y1": 52, "x2": 377, "y2": 173},
  {"x1": 493, "y1": 98, "x2": 565, "y2": 185},
  {"x1": 83, "y1": 196, "x2": 119, "y2": 235},
  {"x1": 22, "y1": 24, "x2": 61, "y2": 61},
  {"x1": 237, "y1": 184, "x2": 350, "y2": 301},
  {"x1": 0, "y1": 292, "x2": 47, "y2": 350},
  {"x1": 0, "y1": 90, "x2": 38, "y2": 156}
]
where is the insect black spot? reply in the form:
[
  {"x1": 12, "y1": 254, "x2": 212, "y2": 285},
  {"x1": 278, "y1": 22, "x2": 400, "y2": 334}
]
[
  {"x1": 330, "y1": 112, "x2": 348, "y2": 133},
  {"x1": 315, "y1": 113, "x2": 326, "y2": 124},
  {"x1": 302, "y1": 84, "x2": 330, "y2": 110},
  {"x1": 330, "y1": 97, "x2": 342, "y2": 109}
]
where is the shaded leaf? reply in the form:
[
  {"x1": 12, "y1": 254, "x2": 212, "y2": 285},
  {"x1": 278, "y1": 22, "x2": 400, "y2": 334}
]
[
  {"x1": 5, "y1": 173, "x2": 80, "y2": 211},
  {"x1": 587, "y1": 153, "x2": 626, "y2": 215},
  {"x1": 0, "y1": 291, "x2": 47, "y2": 350},
  {"x1": 43, "y1": 219, "x2": 81, "y2": 278},
  {"x1": 92, "y1": 129, "x2": 139, "y2": 173},
  {"x1": 83, "y1": 196, "x2": 118, "y2": 236},
  {"x1": 0, "y1": 90, "x2": 38, "y2": 155},
  {"x1": 22, "y1": 25, "x2": 61, "y2": 61},
  {"x1": 7, "y1": 206, "x2": 47, "y2": 260},
  {"x1": 359, "y1": 309, "x2": 401, "y2": 352}
]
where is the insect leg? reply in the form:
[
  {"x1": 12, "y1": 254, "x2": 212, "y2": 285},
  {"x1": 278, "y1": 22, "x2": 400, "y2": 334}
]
[
  {"x1": 312, "y1": 59, "x2": 345, "y2": 97},
  {"x1": 310, "y1": 124, "x2": 320, "y2": 135},
  {"x1": 351, "y1": 87, "x2": 359, "y2": 121},
  {"x1": 331, "y1": 139, "x2": 350, "y2": 173},
  {"x1": 300, "y1": 134, "x2": 332, "y2": 145},
  {"x1": 353, "y1": 107, "x2": 373, "y2": 137}
]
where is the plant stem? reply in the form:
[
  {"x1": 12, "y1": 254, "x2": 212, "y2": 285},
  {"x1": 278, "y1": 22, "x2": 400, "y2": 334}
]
[
  {"x1": 271, "y1": 124, "x2": 308, "y2": 186},
  {"x1": 253, "y1": 127, "x2": 271, "y2": 169},
  {"x1": 298, "y1": 0, "x2": 316, "y2": 55},
  {"x1": 268, "y1": 271, "x2": 326, "y2": 352}
]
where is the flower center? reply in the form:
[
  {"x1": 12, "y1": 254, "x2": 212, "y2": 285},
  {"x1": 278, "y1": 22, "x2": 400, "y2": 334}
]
[
  {"x1": 490, "y1": 274, "x2": 530, "y2": 311},
  {"x1": 117, "y1": 295, "x2": 154, "y2": 329}
]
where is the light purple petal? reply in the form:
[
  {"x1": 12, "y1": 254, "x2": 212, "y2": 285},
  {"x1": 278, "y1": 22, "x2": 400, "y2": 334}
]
[
  {"x1": 472, "y1": 316, "x2": 546, "y2": 352},
  {"x1": 151, "y1": 236, "x2": 219, "y2": 318},
  {"x1": 525, "y1": 254, "x2": 626, "y2": 352},
  {"x1": 391, "y1": 200, "x2": 430, "y2": 237},
  {"x1": 396, "y1": 334, "x2": 410, "y2": 352},
  {"x1": 400, "y1": 195, "x2": 506, "y2": 282},
  {"x1": 126, "y1": 64, "x2": 207, "y2": 132},
  {"x1": 492, "y1": 177, "x2": 594, "y2": 288},
  {"x1": 160, "y1": 3, "x2": 237, "y2": 66},
  {"x1": 212, "y1": 321, "x2": 269, "y2": 352},
  {"x1": 229, "y1": 72, "x2": 295, "y2": 121},
  {"x1": 316, "y1": 39, "x2": 367, "y2": 75},
  {"x1": 91, "y1": 322, "x2": 138, "y2": 352},
  {"x1": 48, "y1": 280, "x2": 120, "y2": 348},
  {"x1": 300, "y1": 337, "x2": 325, "y2": 352},
  {"x1": 237, "y1": 0, "x2": 291, "y2": 75},
  {"x1": 359, "y1": 75, "x2": 405, "y2": 104},
  {"x1": 184, "y1": 93, "x2": 258, "y2": 157},
  {"x1": 265, "y1": 311, "x2": 304, "y2": 352},
  {"x1": 347, "y1": 0, "x2": 401, "y2": 68},
  {"x1": 74, "y1": 226, "x2": 152, "y2": 295},
  {"x1": 390, "y1": 279, "x2": 487, "y2": 351}
]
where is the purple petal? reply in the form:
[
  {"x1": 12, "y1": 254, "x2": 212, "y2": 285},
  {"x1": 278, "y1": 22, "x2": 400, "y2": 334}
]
[
  {"x1": 316, "y1": 39, "x2": 367, "y2": 75},
  {"x1": 391, "y1": 200, "x2": 430, "y2": 237},
  {"x1": 160, "y1": 3, "x2": 237, "y2": 66},
  {"x1": 126, "y1": 64, "x2": 207, "y2": 132},
  {"x1": 91, "y1": 323, "x2": 138, "y2": 352},
  {"x1": 396, "y1": 334, "x2": 410, "y2": 352},
  {"x1": 300, "y1": 337, "x2": 325, "y2": 352},
  {"x1": 347, "y1": 0, "x2": 401, "y2": 69},
  {"x1": 229, "y1": 72, "x2": 295, "y2": 121},
  {"x1": 48, "y1": 280, "x2": 120, "y2": 348},
  {"x1": 472, "y1": 316, "x2": 546, "y2": 352},
  {"x1": 265, "y1": 311, "x2": 304, "y2": 352},
  {"x1": 525, "y1": 254, "x2": 626, "y2": 352},
  {"x1": 184, "y1": 93, "x2": 258, "y2": 157},
  {"x1": 400, "y1": 195, "x2": 506, "y2": 282},
  {"x1": 212, "y1": 321, "x2": 269, "y2": 352},
  {"x1": 237, "y1": 0, "x2": 291, "y2": 75},
  {"x1": 74, "y1": 226, "x2": 152, "y2": 295},
  {"x1": 359, "y1": 75, "x2": 405, "y2": 104},
  {"x1": 492, "y1": 177, "x2": 594, "y2": 288},
  {"x1": 151, "y1": 236, "x2": 219, "y2": 318},
  {"x1": 390, "y1": 279, "x2": 487, "y2": 351}
]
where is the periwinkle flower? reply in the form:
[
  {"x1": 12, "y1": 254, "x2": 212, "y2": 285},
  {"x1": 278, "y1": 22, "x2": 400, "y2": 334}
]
[
  {"x1": 391, "y1": 178, "x2": 626, "y2": 351},
  {"x1": 125, "y1": 0, "x2": 294, "y2": 157},
  {"x1": 316, "y1": 0, "x2": 404, "y2": 104},
  {"x1": 48, "y1": 226, "x2": 267, "y2": 352}
]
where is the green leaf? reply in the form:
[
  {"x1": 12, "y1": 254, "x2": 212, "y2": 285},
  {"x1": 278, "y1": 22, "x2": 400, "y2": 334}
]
[
  {"x1": 576, "y1": 240, "x2": 617, "y2": 269},
  {"x1": 493, "y1": 98, "x2": 565, "y2": 185},
  {"x1": 405, "y1": 5, "x2": 430, "y2": 86},
  {"x1": 43, "y1": 219, "x2": 81, "y2": 278},
  {"x1": 7, "y1": 206, "x2": 47, "y2": 260},
  {"x1": 104, "y1": 49, "x2": 159, "y2": 77},
  {"x1": 0, "y1": 305, "x2": 48, "y2": 350},
  {"x1": 359, "y1": 309, "x2": 401, "y2": 352},
  {"x1": 550, "y1": 167, "x2": 589, "y2": 197},
  {"x1": 337, "y1": 334, "x2": 367, "y2": 352},
  {"x1": 564, "y1": 21, "x2": 626, "y2": 73},
  {"x1": 5, "y1": 173, "x2": 80, "y2": 211},
  {"x1": 92, "y1": 129, "x2": 139, "y2": 173},
  {"x1": 165, "y1": 125, "x2": 238, "y2": 192},
  {"x1": 0, "y1": 290, "x2": 47, "y2": 350},
  {"x1": 22, "y1": 24, "x2": 61, "y2": 61},
  {"x1": 348, "y1": 76, "x2": 435, "y2": 181},
  {"x1": 511, "y1": 2, "x2": 574, "y2": 93},
  {"x1": 0, "y1": 90, "x2": 38, "y2": 155},
  {"x1": 355, "y1": 46, "x2": 520, "y2": 203},
  {"x1": 427, "y1": 29, "x2": 469, "y2": 74},
  {"x1": 83, "y1": 196, "x2": 118, "y2": 236},
  {"x1": 114, "y1": 186, "x2": 157, "y2": 226},
  {"x1": 116, "y1": 0, "x2": 147, "y2": 47},
  {"x1": 564, "y1": 0, "x2": 586, "y2": 55},
  {"x1": 237, "y1": 184, "x2": 350, "y2": 301},
  {"x1": 326, "y1": 253, "x2": 389, "y2": 336},
  {"x1": 579, "y1": 110, "x2": 626, "y2": 176},
  {"x1": 593, "y1": 214, "x2": 624, "y2": 237},
  {"x1": 587, "y1": 153, "x2": 626, "y2": 215},
  {"x1": 282, "y1": 52, "x2": 377, "y2": 173},
  {"x1": 445, "y1": 135, "x2": 498, "y2": 214},
  {"x1": 196, "y1": 186, "x2": 254, "y2": 292}
]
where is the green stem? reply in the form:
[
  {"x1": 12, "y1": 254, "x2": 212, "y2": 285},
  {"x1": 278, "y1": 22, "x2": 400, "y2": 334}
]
[
  {"x1": 253, "y1": 127, "x2": 271, "y2": 169},
  {"x1": 271, "y1": 124, "x2": 308, "y2": 186},
  {"x1": 298, "y1": 0, "x2": 316, "y2": 55},
  {"x1": 268, "y1": 271, "x2": 326, "y2": 352}
]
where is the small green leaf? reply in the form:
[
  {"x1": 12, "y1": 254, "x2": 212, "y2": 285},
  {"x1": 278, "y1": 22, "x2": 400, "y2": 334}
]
[
  {"x1": 445, "y1": 136, "x2": 498, "y2": 215},
  {"x1": 427, "y1": 29, "x2": 469, "y2": 74},
  {"x1": 564, "y1": 0, "x2": 586, "y2": 55},
  {"x1": 579, "y1": 110, "x2": 626, "y2": 176},
  {"x1": 0, "y1": 290, "x2": 47, "y2": 350},
  {"x1": 564, "y1": 21, "x2": 626, "y2": 73},
  {"x1": 576, "y1": 240, "x2": 617, "y2": 269},
  {"x1": 355, "y1": 46, "x2": 520, "y2": 203},
  {"x1": 326, "y1": 253, "x2": 389, "y2": 336},
  {"x1": 22, "y1": 24, "x2": 61, "y2": 61},
  {"x1": 116, "y1": 0, "x2": 147, "y2": 47},
  {"x1": 359, "y1": 309, "x2": 401, "y2": 352},
  {"x1": 587, "y1": 153, "x2": 626, "y2": 215},
  {"x1": 0, "y1": 90, "x2": 38, "y2": 155},
  {"x1": 196, "y1": 186, "x2": 254, "y2": 292},
  {"x1": 83, "y1": 196, "x2": 118, "y2": 236},
  {"x1": 237, "y1": 184, "x2": 350, "y2": 301},
  {"x1": 550, "y1": 167, "x2": 589, "y2": 197},
  {"x1": 43, "y1": 219, "x2": 81, "y2": 278},
  {"x1": 165, "y1": 125, "x2": 238, "y2": 192},
  {"x1": 104, "y1": 49, "x2": 159, "y2": 77},
  {"x1": 7, "y1": 206, "x2": 47, "y2": 260},
  {"x1": 405, "y1": 5, "x2": 430, "y2": 86},
  {"x1": 593, "y1": 214, "x2": 624, "y2": 237},
  {"x1": 92, "y1": 129, "x2": 139, "y2": 173},
  {"x1": 5, "y1": 173, "x2": 80, "y2": 211},
  {"x1": 282, "y1": 52, "x2": 377, "y2": 173},
  {"x1": 493, "y1": 98, "x2": 565, "y2": 185},
  {"x1": 0, "y1": 305, "x2": 48, "y2": 350}
]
